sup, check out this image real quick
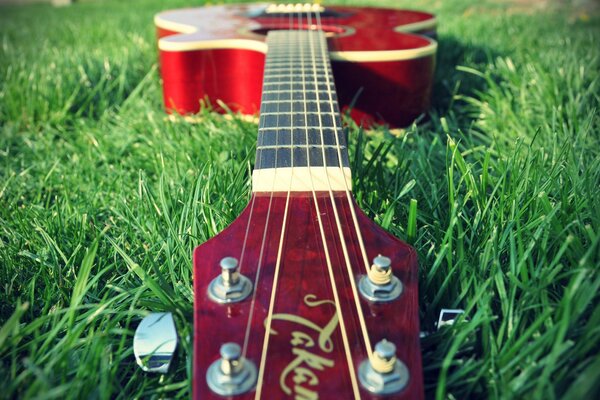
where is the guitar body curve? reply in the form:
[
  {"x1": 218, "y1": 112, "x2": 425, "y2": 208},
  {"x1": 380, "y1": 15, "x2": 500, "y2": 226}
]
[{"x1": 156, "y1": 3, "x2": 437, "y2": 127}]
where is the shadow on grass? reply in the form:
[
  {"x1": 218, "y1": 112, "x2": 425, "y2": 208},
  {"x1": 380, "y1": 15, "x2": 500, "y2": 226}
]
[{"x1": 430, "y1": 34, "x2": 501, "y2": 126}]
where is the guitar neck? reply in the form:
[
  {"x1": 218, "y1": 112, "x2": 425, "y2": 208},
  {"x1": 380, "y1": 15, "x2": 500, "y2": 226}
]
[{"x1": 252, "y1": 30, "x2": 352, "y2": 193}]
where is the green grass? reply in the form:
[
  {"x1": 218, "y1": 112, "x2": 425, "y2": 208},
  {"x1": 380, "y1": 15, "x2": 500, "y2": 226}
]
[{"x1": 0, "y1": 0, "x2": 598, "y2": 398}]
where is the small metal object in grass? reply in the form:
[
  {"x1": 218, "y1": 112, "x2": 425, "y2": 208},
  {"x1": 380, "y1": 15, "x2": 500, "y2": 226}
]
[
  {"x1": 133, "y1": 312, "x2": 178, "y2": 373},
  {"x1": 437, "y1": 309, "x2": 466, "y2": 330},
  {"x1": 419, "y1": 309, "x2": 467, "y2": 338}
]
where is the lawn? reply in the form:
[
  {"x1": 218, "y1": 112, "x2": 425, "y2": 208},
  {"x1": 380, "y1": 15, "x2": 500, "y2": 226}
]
[{"x1": 0, "y1": 0, "x2": 598, "y2": 398}]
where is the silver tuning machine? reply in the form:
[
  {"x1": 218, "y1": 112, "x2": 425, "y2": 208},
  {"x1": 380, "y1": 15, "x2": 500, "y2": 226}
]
[
  {"x1": 208, "y1": 257, "x2": 253, "y2": 303},
  {"x1": 206, "y1": 342, "x2": 257, "y2": 396},
  {"x1": 358, "y1": 339, "x2": 410, "y2": 395},
  {"x1": 358, "y1": 255, "x2": 403, "y2": 303}
]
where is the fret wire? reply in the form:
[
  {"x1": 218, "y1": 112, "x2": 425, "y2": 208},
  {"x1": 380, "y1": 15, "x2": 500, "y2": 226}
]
[
  {"x1": 263, "y1": 74, "x2": 330, "y2": 79},
  {"x1": 263, "y1": 81, "x2": 334, "y2": 85},
  {"x1": 262, "y1": 87, "x2": 335, "y2": 93},
  {"x1": 260, "y1": 111, "x2": 338, "y2": 118},
  {"x1": 266, "y1": 61, "x2": 329, "y2": 65},
  {"x1": 261, "y1": 87, "x2": 338, "y2": 92},
  {"x1": 264, "y1": 70, "x2": 332, "y2": 75},
  {"x1": 264, "y1": 65, "x2": 331, "y2": 70},
  {"x1": 261, "y1": 89, "x2": 337, "y2": 94},
  {"x1": 260, "y1": 111, "x2": 335, "y2": 116},
  {"x1": 257, "y1": 145, "x2": 346, "y2": 150},
  {"x1": 263, "y1": 74, "x2": 329, "y2": 79},
  {"x1": 267, "y1": 60, "x2": 328, "y2": 64},
  {"x1": 259, "y1": 102, "x2": 334, "y2": 114},
  {"x1": 266, "y1": 59, "x2": 328, "y2": 63},
  {"x1": 265, "y1": 64, "x2": 331, "y2": 71},
  {"x1": 264, "y1": 78, "x2": 330, "y2": 81},
  {"x1": 262, "y1": 85, "x2": 335, "y2": 91},
  {"x1": 260, "y1": 99, "x2": 333, "y2": 104},
  {"x1": 264, "y1": 68, "x2": 332, "y2": 73},
  {"x1": 266, "y1": 50, "x2": 326, "y2": 53},
  {"x1": 263, "y1": 86, "x2": 335, "y2": 90},
  {"x1": 263, "y1": 80, "x2": 330, "y2": 85},
  {"x1": 267, "y1": 60, "x2": 327, "y2": 62},
  {"x1": 266, "y1": 57, "x2": 327, "y2": 61},
  {"x1": 258, "y1": 126, "x2": 343, "y2": 132},
  {"x1": 266, "y1": 57, "x2": 327, "y2": 60}
]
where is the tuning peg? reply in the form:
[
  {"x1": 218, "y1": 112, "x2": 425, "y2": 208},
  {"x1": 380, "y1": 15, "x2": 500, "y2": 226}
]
[
  {"x1": 133, "y1": 312, "x2": 178, "y2": 373},
  {"x1": 208, "y1": 257, "x2": 253, "y2": 303},
  {"x1": 358, "y1": 255, "x2": 403, "y2": 303},
  {"x1": 206, "y1": 342, "x2": 257, "y2": 396},
  {"x1": 358, "y1": 339, "x2": 410, "y2": 394}
]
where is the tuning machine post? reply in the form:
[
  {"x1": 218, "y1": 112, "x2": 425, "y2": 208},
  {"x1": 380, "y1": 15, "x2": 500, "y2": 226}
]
[
  {"x1": 208, "y1": 257, "x2": 253, "y2": 304},
  {"x1": 358, "y1": 339, "x2": 410, "y2": 395},
  {"x1": 358, "y1": 255, "x2": 403, "y2": 303},
  {"x1": 206, "y1": 342, "x2": 257, "y2": 396}
]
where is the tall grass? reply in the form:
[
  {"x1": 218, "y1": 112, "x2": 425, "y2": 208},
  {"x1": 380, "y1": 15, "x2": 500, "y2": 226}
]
[{"x1": 1, "y1": 0, "x2": 599, "y2": 398}]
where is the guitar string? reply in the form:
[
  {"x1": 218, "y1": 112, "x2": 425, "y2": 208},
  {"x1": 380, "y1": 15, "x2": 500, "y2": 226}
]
[
  {"x1": 237, "y1": 5, "x2": 288, "y2": 282},
  {"x1": 256, "y1": 10, "x2": 366, "y2": 396},
  {"x1": 314, "y1": 9, "x2": 377, "y2": 363},
  {"x1": 254, "y1": 11, "x2": 299, "y2": 398},
  {"x1": 299, "y1": 10, "x2": 361, "y2": 398},
  {"x1": 236, "y1": 192, "x2": 257, "y2": 279},
  {"x1": 239, "y1": 110, "x2": 277, "y2": 358},
  {"x1": 240, "y1": 10, "x2": 288, "y2": 360},
  {"x1": 251, "y1": 7, "x2": 372, "y2": 396},
  {"x1": 207, "y1": 5, "x2": 378, "y2": 396}
]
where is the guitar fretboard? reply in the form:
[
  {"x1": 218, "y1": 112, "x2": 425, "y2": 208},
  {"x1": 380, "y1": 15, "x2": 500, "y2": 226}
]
[{"x1": 254, "y1": 30, "x2": 350, "y2": 171}]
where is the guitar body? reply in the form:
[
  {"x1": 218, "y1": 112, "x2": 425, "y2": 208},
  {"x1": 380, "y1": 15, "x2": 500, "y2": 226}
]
[
  {"x1": 193, "y1": 194, "x2": 421, "y2": 399},
  {"x1": 155, "y1": 4, "x2": 436, "y2": 127}
]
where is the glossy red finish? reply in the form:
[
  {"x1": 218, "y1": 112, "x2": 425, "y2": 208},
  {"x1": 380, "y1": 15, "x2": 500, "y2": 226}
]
[
  {"x1": 156, "y1": 4, "x2": 436, "y2": 127},
  {"x1": 332, "y1": 56, "x2": 435, "y2": 127},
  {"x1": 193, "y1": 193, "x2": 422, "y2": 399},
  {"x1": 159, "y1": 46, "x2": 264, "y2": 115}
]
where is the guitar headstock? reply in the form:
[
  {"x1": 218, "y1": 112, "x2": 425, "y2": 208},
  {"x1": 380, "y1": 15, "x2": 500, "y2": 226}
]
[{"x1": 193, "y1": 192, "x2": 422, "y2": 399}]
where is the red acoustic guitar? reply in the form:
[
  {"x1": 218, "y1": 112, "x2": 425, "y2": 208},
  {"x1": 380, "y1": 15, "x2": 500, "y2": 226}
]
[{"x1": 155, "y1": 3, "x2": 437, "y2": 399}]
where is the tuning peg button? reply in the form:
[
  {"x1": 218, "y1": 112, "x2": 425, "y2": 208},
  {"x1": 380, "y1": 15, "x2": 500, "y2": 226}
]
[
  {"x1": 207, "y1": 342, "x2": 257, "y2": 396},
  {"x1": 219, "y1": 342, "x2": 243, "y2": 375},
  {"x1": 208, "y1": 257, "x2": 253, "y2": 304},
  {"x1": 373, "y1": 255, "x2": 392, "y2": 272},
  {"x1": 374, "y1": 339, "x2": 396, "y2": 363},
  {"x1": 220, "y1": 257, "x2": 240, "y2": 286}
]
